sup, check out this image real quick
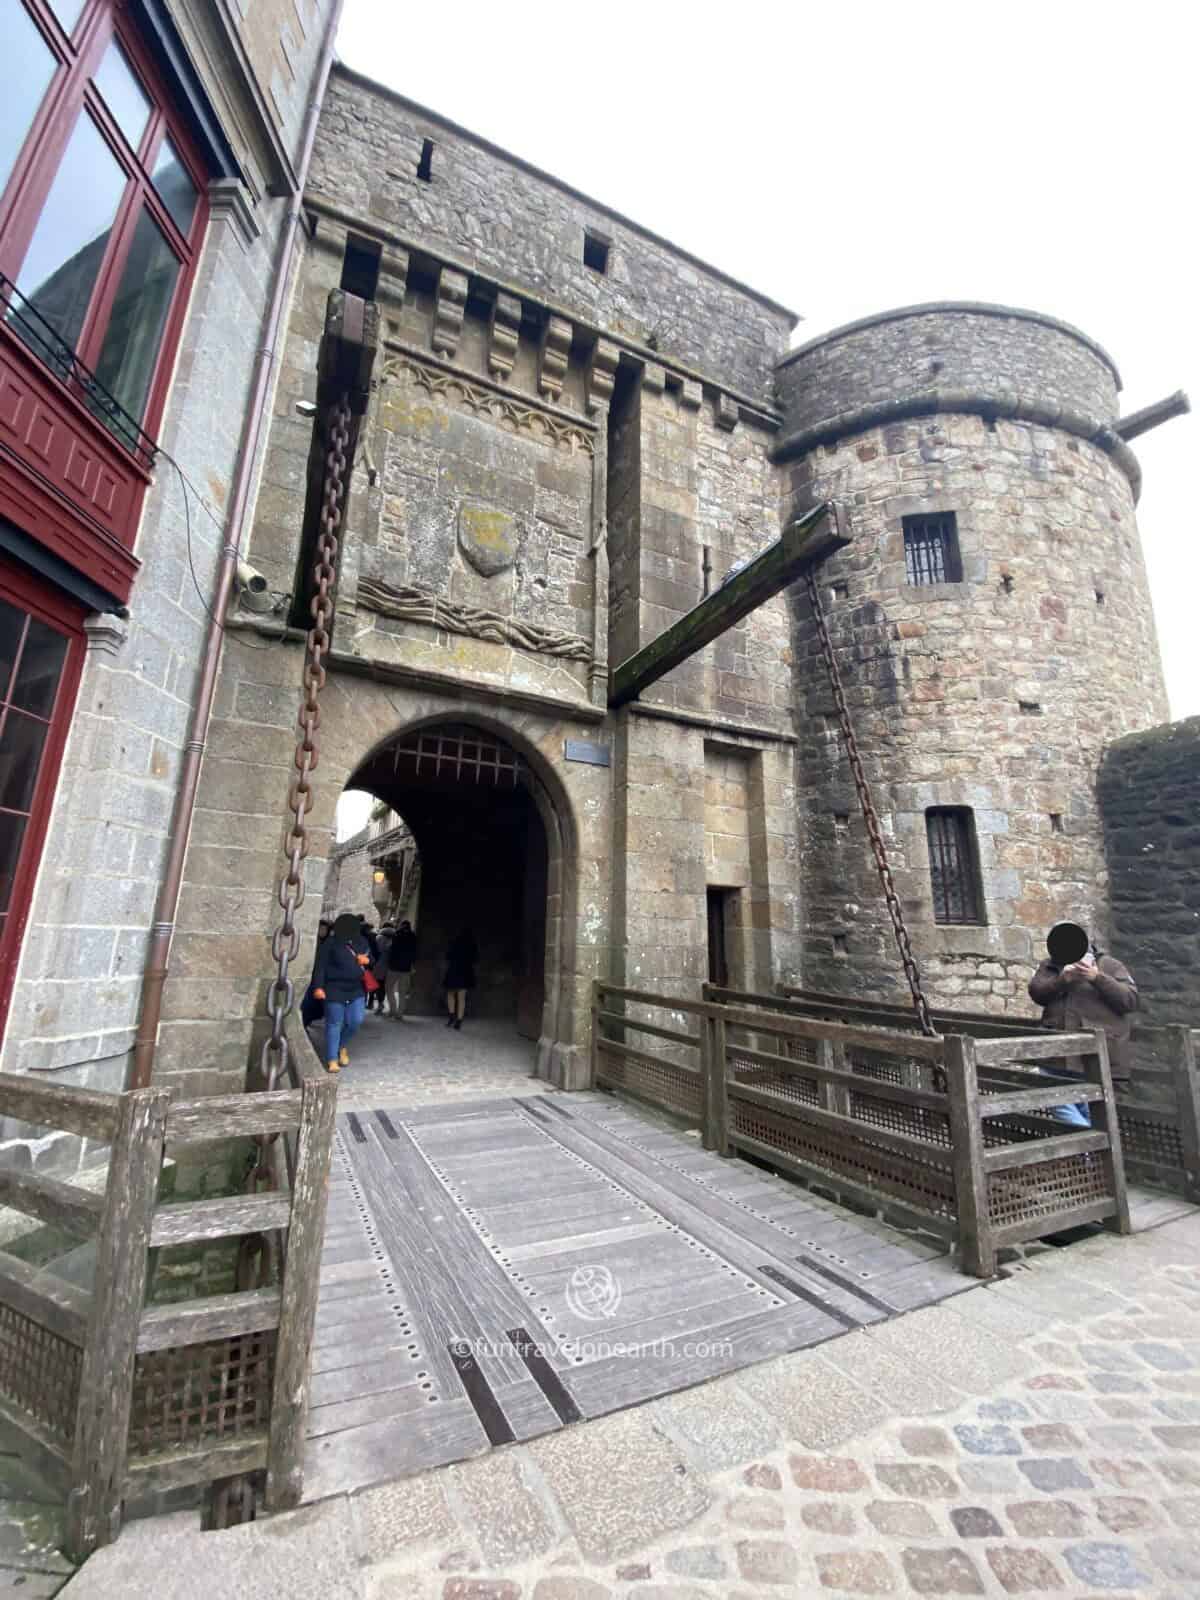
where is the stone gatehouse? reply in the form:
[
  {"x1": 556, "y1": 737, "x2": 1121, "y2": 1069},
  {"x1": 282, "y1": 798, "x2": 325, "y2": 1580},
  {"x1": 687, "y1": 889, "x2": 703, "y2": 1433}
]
[{"x1": 149, "y1": 63, "x2": 1184, "y2": 1112}]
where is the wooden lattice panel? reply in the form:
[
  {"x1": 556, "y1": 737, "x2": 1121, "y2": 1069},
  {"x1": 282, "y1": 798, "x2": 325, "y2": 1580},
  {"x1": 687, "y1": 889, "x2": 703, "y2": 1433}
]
[
  {"x1": 987, "y1": 1152, "x2": 1111, "y2": 1229},
  {"x1": 128, "y1": 1331, "x2": 276, "y2": 1457},
  {"x1": 730, "y1": 1095, "x2": 957, "y2": 1220},
  {"x1": 0, "y1": 1301, "x2": 81, "y2": 1443},
  {"x1": 729, "y1": 1060, "x2": 820, "y2": 1106},
  {"x1": 595, "y1": 1042, "x2": 701, "y2": 1119}
]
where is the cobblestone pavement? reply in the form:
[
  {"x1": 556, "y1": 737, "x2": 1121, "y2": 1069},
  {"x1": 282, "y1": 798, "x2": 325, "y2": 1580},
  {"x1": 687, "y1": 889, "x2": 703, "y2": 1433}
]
[
  {"x1": 65, "y1": 1212, "x2": 1200, "y2": 1599},
  {"x1": 306, "y1": 1012, "x2": 548, "y2": 1109}
]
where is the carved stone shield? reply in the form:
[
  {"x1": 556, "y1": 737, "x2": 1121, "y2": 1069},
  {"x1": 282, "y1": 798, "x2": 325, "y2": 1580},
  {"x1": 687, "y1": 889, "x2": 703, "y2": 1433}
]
[{"x1": 458, "y1": 503, "x2": 517, "y2": 578}]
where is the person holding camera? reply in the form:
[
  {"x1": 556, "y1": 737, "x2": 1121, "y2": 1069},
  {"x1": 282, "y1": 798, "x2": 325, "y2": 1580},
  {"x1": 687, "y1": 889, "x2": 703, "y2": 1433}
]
[{"x1": 1028, "y1": 921, "x2": 1138, "y2": 1125}]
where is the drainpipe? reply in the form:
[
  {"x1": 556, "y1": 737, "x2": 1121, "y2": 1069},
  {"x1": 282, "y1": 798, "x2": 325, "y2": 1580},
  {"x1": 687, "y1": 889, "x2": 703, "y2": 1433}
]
[{"x1": 131, "y1": 1, "x2": 346, "y2": 1089}]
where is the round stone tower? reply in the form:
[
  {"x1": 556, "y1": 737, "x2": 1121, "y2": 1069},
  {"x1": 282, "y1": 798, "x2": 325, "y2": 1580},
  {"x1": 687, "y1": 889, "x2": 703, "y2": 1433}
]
[{"x1": 775, "y1": 302, "x2": 1168, "y2": 1015}]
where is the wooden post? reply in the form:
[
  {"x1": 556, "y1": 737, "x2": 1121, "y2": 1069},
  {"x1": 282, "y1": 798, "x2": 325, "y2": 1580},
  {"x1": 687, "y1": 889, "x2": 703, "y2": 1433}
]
[
  {"x1": 1086, "y1": 1030, "x2": 1131, "y2": 1235},
  {"x1": 1166, "y1": 1025, "x2": 1200, "y2": 1205},
  {"x1": 826, "y1": 1039, "x2": 851, "y2": 1117},
  {"x1": 944, "y1": 1036, "x2": 994, "y2": 1279},
  {"x1": 265, "y1": 1074, "x2": 337, "y2": 1511},
  {"x1": 66, "y1": 1086, "x2": 170, "y2": 1560},
  {"x1": 703, "y1": 1012, "x2": 729, "y2": 1156}
]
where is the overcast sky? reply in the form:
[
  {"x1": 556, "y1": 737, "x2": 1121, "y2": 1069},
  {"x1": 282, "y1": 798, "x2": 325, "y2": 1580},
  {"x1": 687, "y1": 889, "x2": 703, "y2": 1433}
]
[{"x1": 332, "y1": 0, "x2": 1194, "y2": 841}]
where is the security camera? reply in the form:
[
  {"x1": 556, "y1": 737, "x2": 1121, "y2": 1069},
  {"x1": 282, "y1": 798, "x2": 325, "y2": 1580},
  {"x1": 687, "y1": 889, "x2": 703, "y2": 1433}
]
[{"x1": 234, "y1": 561, "x2": 274, "y2": 613}]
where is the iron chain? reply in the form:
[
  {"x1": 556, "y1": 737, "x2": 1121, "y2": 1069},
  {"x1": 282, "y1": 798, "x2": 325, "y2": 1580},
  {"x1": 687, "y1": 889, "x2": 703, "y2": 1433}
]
[
  {"x1": 803, "y1": 570, "x2": 940, "y2": 1064},
  {"x1": 241, "y1": 394, "x2": 353, "y2": 1239}
]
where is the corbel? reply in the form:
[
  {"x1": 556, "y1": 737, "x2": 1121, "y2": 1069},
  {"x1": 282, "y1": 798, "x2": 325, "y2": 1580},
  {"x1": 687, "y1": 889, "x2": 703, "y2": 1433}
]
[
  {"x1": 586, "y1": 339, "x2": 620, "y2": 414},
  {"x1": 432, "y1": 266, "x2": 468, "y2": 359},
  {"x1": 488, "y1": 292, "x2": 522, "y2": 383},
  {"x1": 538, "y1": 315, "x2": 572, "y2": 402}
]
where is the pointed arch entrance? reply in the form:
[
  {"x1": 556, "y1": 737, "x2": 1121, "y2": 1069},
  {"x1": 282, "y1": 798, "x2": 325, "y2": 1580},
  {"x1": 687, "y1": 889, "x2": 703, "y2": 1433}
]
[{"x1": 341, "y1": 717, "x2": 577, "y2": 1068}]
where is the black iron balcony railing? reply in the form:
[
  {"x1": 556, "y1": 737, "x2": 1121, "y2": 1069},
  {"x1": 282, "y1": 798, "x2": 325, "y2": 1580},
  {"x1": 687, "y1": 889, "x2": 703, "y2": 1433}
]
[{"x1": 0, "y1": 273, "x2": 158, "y2": 471}]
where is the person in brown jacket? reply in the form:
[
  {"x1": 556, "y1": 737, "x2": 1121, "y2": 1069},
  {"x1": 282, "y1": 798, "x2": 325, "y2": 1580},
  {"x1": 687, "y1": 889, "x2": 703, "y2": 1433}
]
[{"x1": 1028, "y1": 921, "x2": 1138, "y2": 1125}]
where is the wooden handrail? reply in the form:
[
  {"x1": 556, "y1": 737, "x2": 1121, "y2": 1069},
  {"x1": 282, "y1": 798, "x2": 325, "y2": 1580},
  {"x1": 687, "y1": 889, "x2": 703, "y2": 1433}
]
[
  {"x1": 0, "y1": 1072, "x2": 118, "y2": 1142},
  {"x1": 0, "y1": 1251, "x2": 90, "y2": 1344},
  {"x1": 972, "y1": 1033, "x2": 1100, "y2": 1066},
  {"x1": 165, "y1": 1090, "x2": 305, "y2": 1141},
  {"x1": 136, "y1": 1288, "x2": 282, "y2": 1354},
  {"x1": 0, "y1": 1169, "x2": 103, "y2": 1240},
  {"x1": 149, "y1": 1191, "x2": 291, "y2": 1249}
]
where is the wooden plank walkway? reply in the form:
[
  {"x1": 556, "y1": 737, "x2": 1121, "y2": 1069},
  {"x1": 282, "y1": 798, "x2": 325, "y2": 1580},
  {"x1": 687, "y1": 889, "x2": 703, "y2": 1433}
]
[{"x1": 302, "y1": 1091, "x2": 969, "y2": 1501}]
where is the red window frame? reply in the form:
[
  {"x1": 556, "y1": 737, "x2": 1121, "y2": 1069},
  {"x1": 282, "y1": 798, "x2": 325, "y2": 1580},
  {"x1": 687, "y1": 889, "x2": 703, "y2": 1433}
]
[
  {"x1": 0, "y1": 0, "x2": 210, "y2": 448},
  {"x1": 0, "y1": 555, "x2": 86, "y2": 1042}
]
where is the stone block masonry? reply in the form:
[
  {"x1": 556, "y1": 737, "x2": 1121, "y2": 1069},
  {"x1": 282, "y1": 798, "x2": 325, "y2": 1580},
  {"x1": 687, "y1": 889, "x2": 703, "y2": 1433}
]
[{"x1": 1099, "y1": 716, "x2": 1200, "y2": 1026}]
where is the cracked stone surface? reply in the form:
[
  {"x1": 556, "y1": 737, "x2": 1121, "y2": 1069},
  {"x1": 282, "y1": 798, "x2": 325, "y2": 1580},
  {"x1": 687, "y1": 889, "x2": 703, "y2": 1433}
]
[{"x1": 54, "y1": 1214, "x2": 1200, "y2": 1598}]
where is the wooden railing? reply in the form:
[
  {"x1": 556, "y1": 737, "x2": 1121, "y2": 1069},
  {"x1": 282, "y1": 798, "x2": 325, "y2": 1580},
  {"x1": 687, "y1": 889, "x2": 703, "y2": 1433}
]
[
  {"x1": 593, "y1": 981, "x2": 1130, "y2": 1281},
  {"x1": 0, "y1": 1072, "x2": 336, "y2": 1561},
  {"x1": 773, "y1": 987, "x2": 1200, "y2": 1206}
]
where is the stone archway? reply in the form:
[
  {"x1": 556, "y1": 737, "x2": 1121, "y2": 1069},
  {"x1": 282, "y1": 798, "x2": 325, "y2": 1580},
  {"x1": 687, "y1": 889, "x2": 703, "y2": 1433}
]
[{"x1": 343, "y1": 714, "x2": 581, "y2": 1086}]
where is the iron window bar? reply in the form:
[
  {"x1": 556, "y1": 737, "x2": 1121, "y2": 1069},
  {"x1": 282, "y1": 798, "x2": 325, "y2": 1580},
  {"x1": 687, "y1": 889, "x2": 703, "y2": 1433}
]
[
  {"x1": 926, "y1": 808, "x2": 981, "y2": 925},
  {"x1": 0, "y1": 273, "x2": 158, "y2": 471},
  {"x1": 903, "y1": 513, "x2": 961, "y2": 586}
]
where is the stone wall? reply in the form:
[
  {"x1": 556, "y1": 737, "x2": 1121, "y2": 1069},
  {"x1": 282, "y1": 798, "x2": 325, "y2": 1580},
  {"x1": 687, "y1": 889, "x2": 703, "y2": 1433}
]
[
  {"x1": 776, "y1": 303, "x2": 1122, "y2": 444},
  {"x1": 0, "y1": 1, "x2": 338, "y2": 1175},
  {"x1": 309, "y1": 67, "x2": 796, "y2": 401},
  {"x1": 784, "y1": 402, "x2": 1167, "y2": 1014},
  {"x1": 1099, "y1": 718, "x2": 1200, "y2": 1025}
]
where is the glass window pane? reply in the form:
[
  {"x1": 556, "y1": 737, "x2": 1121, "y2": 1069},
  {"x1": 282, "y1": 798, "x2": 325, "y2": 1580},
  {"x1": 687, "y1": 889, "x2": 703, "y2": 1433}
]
[
  {"x1": 0, "y1": 707, "x2": 49, "y2": 812},
  {"x1": 0, "y1": 811, "x2": 28, "y2": 914},
  {"x1": 12, "y1": 113, "x2": 127, "y2": 370},
  {"x1": 152, "y1": 136, "x2": 198, "y2": 236},
  {"x1": 49, "y1": 0, "x2": 86, "y2": 32},
  {"x1": 11, "y1": 617, "x2": 67, "y2": 719},
  {"x1": 92, "y1": 206, "x2": 179, "y2": 430},
  {"x1": 92, "y1": 39, "x2": 151, "y2": 152},
  {"x1": 0, "y1": 1, "x2": 59, "y2": 200},
  {"x1": 0, "y1": 601, "x2": 26, "y2": 700}
]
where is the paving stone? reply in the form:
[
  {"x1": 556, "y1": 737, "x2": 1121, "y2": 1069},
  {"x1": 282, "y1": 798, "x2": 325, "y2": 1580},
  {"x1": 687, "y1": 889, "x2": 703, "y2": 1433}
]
[
  {"x1": 952, "y1": 1424, "x2": 1021, "y2": 1456},
  {"x1": 741, "y1": 1463, "x2": 780, "y2": 1489},
  {"x1": 1016, "y1": 1457, "x2": 1093, "y2": 1492},
  {"x1": 1154, "y1": 1397, "x2": 1200, "y2": 1421},
  {"x1": 874, "y1": 1463, "x2": 958, "y2": 1498},
  {"x1": 1078, "y1": 1344, "x2": 1137, "y2": 1372},
  {"x1": 1094, "y1": 1494, "x2": 1161, "y2": 1532},
  {"x1": 1031, "y1": 1341, "x2": 1080, "y2": 1368},
  {"x1": 739, "y1": 1351, "x2": 890, "y2": 1450},
  {"x1": 1006, "y1": 1499, "x2": 1087, "y2": 1537},
  {"x1": 985, "y1": 1546, "x2": 1065, "y2": 1593},
  {"x1": 823, "y1": 1330, "x2": 964, "y2": 1415},
  {"x1": 664, "y1": 1546, "x2": 725, "y2": 1580},
  {"x1": 958, "y1": 1461, "x2": 1023, "y2": 1495},
  {"x1": 1088, "y1": 1457, "x2": 1158, "y2": 1490},
  {"x1": 1062, "y1": 1541, "x2": 1151, "y2": 1589},
  {"x1": 1025, "y1": 1374, "x2": 1084, "y2": 1391},
  {"x1": 975, "y1": 1400, "x2": 1030, "y2": 1422},
  {"x1": 1148, "y1": 1536, "x2": 1200, "y2": 1581},
  {"x1": 530, "y1": 1581, "x2": 610, "y2": 1600},
  {"x1": 355, "y1": 1469, "x2": 460, "y2": 1559},
  {"x1": 861, "y1": 1306, "x2": 1027, "y2": 1395},
  {"x1": 449, "y1": 1454, "x2": 557, "y2": 1563},
  {"x1": 623, "y1": 1588, "x2": 708, "y2": 1600},
  {"x1": 613, "y1": 1564, "x2": 650, "y2": 1582},
  {"x1": 1019, "y1": 1423, "x2": 1081, "y2": 1451},
  {"x1": 948, "y1": 1507, "x2": 1003, "y2": 1538},
  {"x1": 1089, "y1": 1372, "x2": 1147, "y2": 1394},
  {"x1": 1134, "y1": 1342, "x2": 1192, "y2": 1371},
  {"x1": 803, "y1": 1502, "x2": 858, "y2": 1534},
  {"x1": 647, "y1": 1375, "x2": 779, "y2": 1472},
  {"x1": 734, "y1": 1538, "x2": 797, "y2": 1585},
  {"x1": 790, "y1": 1455, "x2": 868, "y2": 1492},
  {"x1": 815, "y1": 1551, "x2": 898, "y2": 1593},
  {"x1": 1094, "y1": 1397, "x2": 1147, "y2": 1419},
  {"x1": 1087, "y1": 1424, "x2": 1151, "y2": 1451},
  {"x1": 866, "y1": 1500, "x2": 938, "y2": 1536},
  {"x1": 900, "y1": 1547, "x2": 984, "y2": 1594},
  {"x1": 1158, "y1": 1455, "x2": 1200, "y2": 1487},
  {"x1": 724, "y1": 1495, "x2": 784, "y2": 1530},
  {"x1": 528, "y1": 1410, "x2": 709, "y2": 1563},
  {"x1": 899, "y1": 1426, "x2": 954, "y2": 1457},
  {"x1": 1152, "y1": 1424, "x2": 1200, "y2": 1449},
  {"x1": 1163, "y1": 1494, "x2": 1200, "y2": 1529}
]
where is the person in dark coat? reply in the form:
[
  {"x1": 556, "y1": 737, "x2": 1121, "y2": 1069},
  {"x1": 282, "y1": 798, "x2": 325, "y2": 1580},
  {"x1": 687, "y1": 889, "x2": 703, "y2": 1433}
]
[
  {"x1": 300, "y1": 919, "x2": 332, "y2": 1027},
  {"x1": 1028, "y1": 920, "x2": 1138, "y2": 1125},
  {"x1": 443, "y1": 927, "x2": 478, "y2": 1030},
  {"x1": 312, "y1": 912, "x2": 372, "y2": 1072},
  {"x1": 386, "y1": 920, "x2": 418, "y2": 1020}
]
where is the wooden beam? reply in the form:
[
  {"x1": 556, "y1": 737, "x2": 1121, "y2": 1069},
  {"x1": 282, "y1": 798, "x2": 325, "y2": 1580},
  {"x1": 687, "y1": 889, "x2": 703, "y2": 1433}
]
[
  {"x1": 0, "y1": 1168, "x2": 103, "y2": 1240},
  {"x1": 609, "y1": 500, "x2": 849, "y2": 707},
  {"x1": 0, "y1": 1072, "x2": 119, "y2": 1143}
]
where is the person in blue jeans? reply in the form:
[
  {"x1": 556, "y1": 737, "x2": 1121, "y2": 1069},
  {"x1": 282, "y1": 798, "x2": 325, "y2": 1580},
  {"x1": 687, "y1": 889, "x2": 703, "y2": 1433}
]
[
  {"x1": 1029, "y1": 920, "x2": 1139, "y2": 1125},
  {"x1": 311, "y1": 911, "x2": 371, "y2": 1074}
]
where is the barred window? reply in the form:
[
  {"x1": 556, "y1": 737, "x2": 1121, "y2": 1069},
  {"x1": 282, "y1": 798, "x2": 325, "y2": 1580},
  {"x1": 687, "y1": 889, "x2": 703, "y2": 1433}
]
[
  {"x1": 926, "y1": 808, "x2": 984, "y2": 924},
  {"x1": 903, "y1": 513, "x2": 962, "y2": 585}
]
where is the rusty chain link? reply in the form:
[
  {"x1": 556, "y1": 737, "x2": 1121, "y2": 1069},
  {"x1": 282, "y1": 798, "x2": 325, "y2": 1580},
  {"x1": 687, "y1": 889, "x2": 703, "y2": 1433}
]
[
  {"x1": 236, "y1": 391, "x2": 352, "y2": 1285},
  {"x1": 803, "y1": 570, "x2": 940, "y2": 1075}
]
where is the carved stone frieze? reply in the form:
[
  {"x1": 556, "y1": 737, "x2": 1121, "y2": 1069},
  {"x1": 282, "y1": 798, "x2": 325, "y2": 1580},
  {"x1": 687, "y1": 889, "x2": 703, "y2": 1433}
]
[
  {"x1": 538, "y1": 315, "x2": 572, "y2": 402},
  {"x1": 488, "y1": 293, "x2": 522, "y2": 383},
  {"x1": 382, "y1": 352, "x2": 596, "y2": 455},
  {"x1": 432, "y1": 267, "x2": 468, "y2": 359},
  {"x1": 358, "y1": 577, "x2": 592, "y2": 661}
]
